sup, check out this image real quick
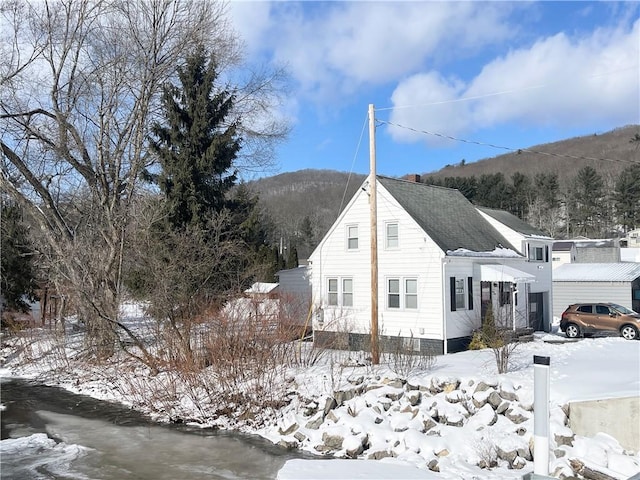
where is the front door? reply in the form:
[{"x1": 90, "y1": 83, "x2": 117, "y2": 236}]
[{"x1": 528, "y1": 292, "x2": 544, "y2": 331}]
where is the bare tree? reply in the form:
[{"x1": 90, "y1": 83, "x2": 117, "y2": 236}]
[{"x1": 0, "y1": 0, "x2": 287, "y2": 358}]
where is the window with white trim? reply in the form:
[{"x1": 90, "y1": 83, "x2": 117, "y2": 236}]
[
  {"x1": 405, "y1": 279, "x2": 417, "y2": 309},
  {"x1": 328, "y1": 278, "x2": 338, "y2": 306},
  {"x1": 387, "y1": 277, "x2": 418, "y2": 309},
  {"x1": 342, "y1": 278, "x2": 353, "y2": 307},
  {"x1": 455, "y1": 278, "x2": 466, "y2": 309},
  {"x1": 347, "y1": 225, "x2": 358, "y2": 250},
  {"x1": 327, "y1": 277, "x2": 354, "y2": 307},
  {"x1": 388, "y1": 279, "x2": 400, "y2": 308},
  {"x1": 528, "y1": 244, "x2": 548, "y2": 262},
  {"x1": 386, "y1": 222, "x2": 398, "y2": 248}
]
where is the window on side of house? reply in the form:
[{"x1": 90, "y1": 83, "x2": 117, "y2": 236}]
[
  {"x1": 347, "y1": 225, "x2": 358, "y2": 250},
  {"x1": 342, "y1": 278, "x2": 353, "y2": 307},
  {"x1": 327, "y1": 277, "x2": 354, "y2": 307},
  {"x1": 405, "y1": 278, "x2": 417, "y2": 309},
  {"x1": 386, "y1": 222, "x2": 399, "y2": 249},
  {"x1": 388, "y1": 278, "x2": 400, "y2": 308},
  {"x1": 387, "y1": 277, "x2": 418, "y2": 309},
  {"x1": 450, "y1": 276, "x2": 473, "y2": 311},
  {"x1": 528, "y1": 244, "x2": 548, "y2": 262},
  {"x1": 455, "y1": 278, "x2": 466, "y2": 309},
  {"x1": 327, "y1": 278, "x2": 338, "y2": 306}
]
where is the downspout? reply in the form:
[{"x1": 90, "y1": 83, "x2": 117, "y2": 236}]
[{"x1": 442, "y1": 256, "x2": 448, "y2": 354}]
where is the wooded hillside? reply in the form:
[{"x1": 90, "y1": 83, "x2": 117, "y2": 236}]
[{"x1": 250, "y1": 125, "x2": 639, "y2": 261}]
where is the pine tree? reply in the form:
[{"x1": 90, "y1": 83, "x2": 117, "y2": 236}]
[
  {"x1": 614, "y1": 164, "x2": 640, "y2": 232},
  {"x1": 1, "y1": 201, "x2": 37, "y2": 312},
  {"x1": 150, "y1": 47, "x2": 241, "y2": 230},
  {"x1": 569, "y1": 166, "x2": 605, "y2": 237}
]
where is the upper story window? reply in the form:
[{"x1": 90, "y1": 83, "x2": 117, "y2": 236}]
[
  {"x1": 347, "y1": 225, "x2": 358, "y2": 250},
  {"x1": 528, "y1": 244, "x2": 549, "y2": 262},
  {"x1": 386, "y1": 222, "x2": 399, "y2": 248}
]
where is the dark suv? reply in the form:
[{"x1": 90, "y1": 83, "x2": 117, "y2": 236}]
[{"x1": 560, "y1": 303, "x2": 640, "y2": 340}]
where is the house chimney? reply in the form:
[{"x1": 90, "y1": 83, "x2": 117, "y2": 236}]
[{"x1": 405, "y1": 174, "x2": 421, "y2": 183}]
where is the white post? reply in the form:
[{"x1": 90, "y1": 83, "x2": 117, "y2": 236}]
[{"x1": 533, "y1": 355, "x2": 550, "y2": 476}]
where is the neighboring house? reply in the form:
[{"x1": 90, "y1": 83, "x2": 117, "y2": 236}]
[
  {"x1": 552, "y1": 238, "x2": 621, "y2": 269},
  {"x1": 553, "y1": 263, "x2": 640, "y2": 316},
  {"x1": 622, "y1": 228, "x2": 640, "y2": 248},
  {"x1": 308, "y1": 175, "x2": 554, "y2": 355},
  {"x1": 276, "y1": 266, "x2": 313, "y2": 331},
  {"x1": 476, "y1": 207, "x2": 554, "y2": 331}
]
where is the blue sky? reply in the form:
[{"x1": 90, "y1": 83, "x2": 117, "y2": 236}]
[{"x1": 229, "y1": 1, "x2": 640, "y2": 178}]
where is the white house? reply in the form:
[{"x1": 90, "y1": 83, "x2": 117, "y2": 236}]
[
  {"x1": 308, "y1": 175, "x2": 554, "y2": 355},
  {"x1": 553, "y1": 262, "x2": 640, "y2": 317}
]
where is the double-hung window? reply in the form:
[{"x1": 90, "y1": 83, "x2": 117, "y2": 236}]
[
  {"x1": 455, "y1": 278, "x2": 466, "y2": 309},
  {"x1": 387, "y1": 277, "x2": 418, "y2": 309},
  {"x1": 327, "y1": 277, "x2": 354, "y2": 307},
  {"x1": 528, "y1": 244, "x2": 549, "y2": 262},
  {"x1": 347, "y1": 225, "x2": 358, "y2": 250},
  {"x1": 386, "y1": 222, "x2": 398, "y2": 249},
  {"x1": 342, "y1": 278, "x2": 353, "y2": 307},
  {"x1": 327, "y1": 278, "x2": 338, "y2": 306},
  {"x1": 405, "y1": 279, "x2": 417, "y2": 309}
]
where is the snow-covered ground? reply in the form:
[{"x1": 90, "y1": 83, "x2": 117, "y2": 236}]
[{"x1": 1, "y1": 304, "x2": 639, "y2": 480}]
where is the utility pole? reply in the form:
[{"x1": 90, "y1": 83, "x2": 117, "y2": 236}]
[{"x1": 369, "y1": 104, "x2": 380, "y2": 365}]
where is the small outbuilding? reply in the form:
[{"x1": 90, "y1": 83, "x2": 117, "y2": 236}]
[{"x1": 552, "y1": 262, "x2": 640, "y2": 317}]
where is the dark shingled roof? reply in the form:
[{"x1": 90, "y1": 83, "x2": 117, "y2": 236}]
[
  {"x1": 378, "y1": 176, "x2": 512, "y2": 254},
  {"x1": 477, "y1": 207, "x2": 548, "y2": 237}
]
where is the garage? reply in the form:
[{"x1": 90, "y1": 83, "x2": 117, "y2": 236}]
[{"x1": 553, "y1": 262, "x2": 640, "y2": 318}]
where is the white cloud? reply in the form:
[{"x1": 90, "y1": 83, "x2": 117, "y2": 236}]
[
  {"x1": 389, "y1": 18, "x2": 640, "y2": 145},
  {"x1": 230, "y1": 2, "x2": 516, "y2": 103}
]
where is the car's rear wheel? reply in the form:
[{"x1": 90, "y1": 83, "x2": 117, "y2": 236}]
[
  {"x1": 565, "y1": 323, "x2": 580, "y2": 339},
  {"x1": 620, "y1": 324, "x2": 639, "y2": 340}
]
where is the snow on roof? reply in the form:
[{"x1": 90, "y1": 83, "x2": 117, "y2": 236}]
[
  {"x1": 446, "y1": 247, "x2": 522, "y2": 258},
  {"x1": 244, "y1": 282, "x2": 279, "y2": 294},
  {"x1": 553, "y1": 262, "x2": 640, "y2": 282}
]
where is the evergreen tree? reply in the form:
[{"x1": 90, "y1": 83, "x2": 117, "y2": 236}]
[
  {"x1": 475, "y1": 173, "x2": 509, "y2": 209},
  {"x1": 150, "y1": 47, "x2": 241, "y2": 230},
  {"x1": 508, "y1": 172, "x2": 532, "y2": 219},
  {"x1": 286, "y1": 245, "x2": 299, "y2": 269},
  {"x1": 1, "y1": 201, "x2": 37, "y2": 312},
  {"x1": 614, "y1": 164, "x2": 640, "y2": 232},
  {"x1": 569, "y1": 166, "x2": 605, "y2": 237}
]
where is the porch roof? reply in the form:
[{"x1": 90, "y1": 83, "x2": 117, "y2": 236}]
[{"x1": 479, "y1": 264, "x2": 536, "y2": 284}]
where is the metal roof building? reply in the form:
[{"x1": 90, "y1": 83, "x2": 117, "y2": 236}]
[{"x1": 553, "y1": 262, "x2": 640, "y2": 317}]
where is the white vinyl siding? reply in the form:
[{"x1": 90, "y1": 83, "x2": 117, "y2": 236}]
[{"x1": 309, "y1": 182, "x2": 446, "y2": 338}]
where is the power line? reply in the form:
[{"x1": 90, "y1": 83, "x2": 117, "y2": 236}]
[{"x1": 377, "y1": 119, "x2": 639, "y2": 166}]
